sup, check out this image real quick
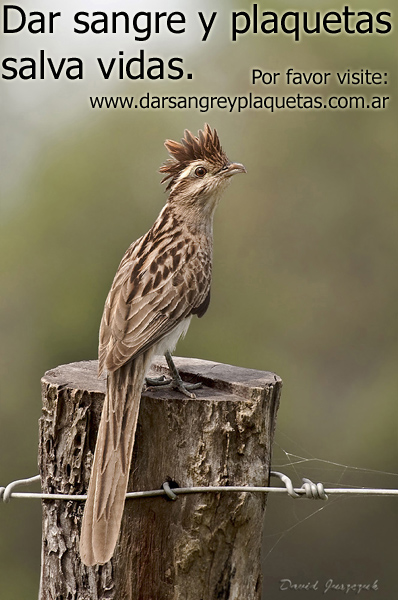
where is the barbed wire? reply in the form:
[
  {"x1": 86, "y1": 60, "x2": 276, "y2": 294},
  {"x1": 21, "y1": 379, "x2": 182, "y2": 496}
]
[{"x1": 1, "y1": 471, "x2": 397, "y2": 504}]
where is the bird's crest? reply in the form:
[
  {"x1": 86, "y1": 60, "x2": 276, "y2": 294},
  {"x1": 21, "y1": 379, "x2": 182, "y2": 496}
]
[{"x1": 160, "y1": 124, "x2": 228, "y2": 190}]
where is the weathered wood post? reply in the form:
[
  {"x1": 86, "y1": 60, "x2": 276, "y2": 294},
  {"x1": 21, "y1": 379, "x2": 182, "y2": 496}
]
[{"x1": 39, "y1": 357, "x2": 281, "y2": 600}]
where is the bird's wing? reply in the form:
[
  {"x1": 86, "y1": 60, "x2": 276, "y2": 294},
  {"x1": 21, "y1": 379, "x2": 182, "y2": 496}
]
[{"x1": 98, "y1": 230, "x2": 211, "y2": 374}]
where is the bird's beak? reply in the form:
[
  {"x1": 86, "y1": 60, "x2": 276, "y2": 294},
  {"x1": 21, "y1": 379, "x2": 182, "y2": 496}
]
[{"x1": 225, "y1": 162, "x2": 247, "y2": 176}]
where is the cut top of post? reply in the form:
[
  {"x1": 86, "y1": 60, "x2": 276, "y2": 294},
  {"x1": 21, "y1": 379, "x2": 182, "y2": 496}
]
[{"x1": 42, "y1": 357, "x2": 282, "y2": 402}]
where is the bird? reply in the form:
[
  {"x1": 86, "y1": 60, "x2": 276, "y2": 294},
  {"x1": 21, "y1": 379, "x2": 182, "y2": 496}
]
[{"x1": 79, "y1": 124, "x2": 246, "y2": 566}]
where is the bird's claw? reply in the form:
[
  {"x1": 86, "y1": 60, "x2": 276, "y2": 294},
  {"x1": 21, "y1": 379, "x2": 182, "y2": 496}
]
[
  {"x1": 173, "y1": 380, "x2": 202, "y2": 399},
  {"x1": 145, "y1": 375, "x2": 173, "y2": 387}
]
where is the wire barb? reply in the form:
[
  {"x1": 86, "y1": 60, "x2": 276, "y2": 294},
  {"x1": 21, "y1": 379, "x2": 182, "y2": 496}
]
[{"x1": 270, "y1": 472, "x2": 328, "y2": 500}]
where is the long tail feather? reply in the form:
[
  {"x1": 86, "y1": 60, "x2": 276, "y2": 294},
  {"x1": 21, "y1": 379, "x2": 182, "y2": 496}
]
[{"x1": 80, "y1": 350, "x2": 153, "y2": 566}]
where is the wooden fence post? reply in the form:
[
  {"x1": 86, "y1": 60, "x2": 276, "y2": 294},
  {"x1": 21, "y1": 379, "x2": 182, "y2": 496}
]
[{"x1": 39, "y1": 357, "x2": 282, "y2": 600}]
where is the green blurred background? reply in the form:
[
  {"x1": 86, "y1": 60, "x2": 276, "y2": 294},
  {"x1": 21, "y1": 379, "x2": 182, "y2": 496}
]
[{"x1": 1, "y1": 0, "x2": 397, "y2": 597}]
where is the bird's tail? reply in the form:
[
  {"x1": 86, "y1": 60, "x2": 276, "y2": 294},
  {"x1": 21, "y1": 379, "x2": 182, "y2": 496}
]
[{"x1": 80, "y1": 350, "x2": 153, "y2": 566}]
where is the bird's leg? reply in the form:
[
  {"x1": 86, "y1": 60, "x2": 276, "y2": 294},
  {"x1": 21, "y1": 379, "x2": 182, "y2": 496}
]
[
  {"x1": 165, "y1": 351, "x2": 202, "y2": 398},
  {"x1": 145, "y1": 353, "x2": 202, "y2": 398}
]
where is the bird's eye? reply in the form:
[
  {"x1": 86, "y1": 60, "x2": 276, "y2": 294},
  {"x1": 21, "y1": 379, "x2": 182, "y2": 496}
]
[{"x1": 194, "y1": 166, "x2": 207, "y2": 178}]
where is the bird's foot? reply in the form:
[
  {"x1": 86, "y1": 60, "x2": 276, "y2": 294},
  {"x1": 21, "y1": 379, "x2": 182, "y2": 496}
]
[{"x1": 145, "y1": 374, "x2": 201, "y2": 398}]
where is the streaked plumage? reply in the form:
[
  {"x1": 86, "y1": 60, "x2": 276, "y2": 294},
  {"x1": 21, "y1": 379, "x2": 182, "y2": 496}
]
[{"x1": 80, "y1": 124, "x2": 246, "y2": 566}]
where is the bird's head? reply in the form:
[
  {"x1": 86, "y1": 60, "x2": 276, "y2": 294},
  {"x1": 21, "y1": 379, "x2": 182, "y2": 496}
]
[{"x1": 159, "y1": 124, "x2": 246, "y2": 219}]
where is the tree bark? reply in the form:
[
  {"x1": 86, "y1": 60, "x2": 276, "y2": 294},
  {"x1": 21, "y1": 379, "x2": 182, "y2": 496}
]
[{"x1": 39, "y1": 357, "x2": 282, "y2": 600}]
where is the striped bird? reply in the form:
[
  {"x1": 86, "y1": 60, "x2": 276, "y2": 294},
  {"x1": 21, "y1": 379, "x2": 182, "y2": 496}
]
[{"x1": 79, "y1": 124, "x2": 246, "y2": 566}]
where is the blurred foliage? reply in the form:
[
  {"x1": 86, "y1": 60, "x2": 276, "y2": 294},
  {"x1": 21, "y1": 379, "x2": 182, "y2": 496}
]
[{"x1": 1, "y1": 1, "x2": 397, "y2": 597}]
